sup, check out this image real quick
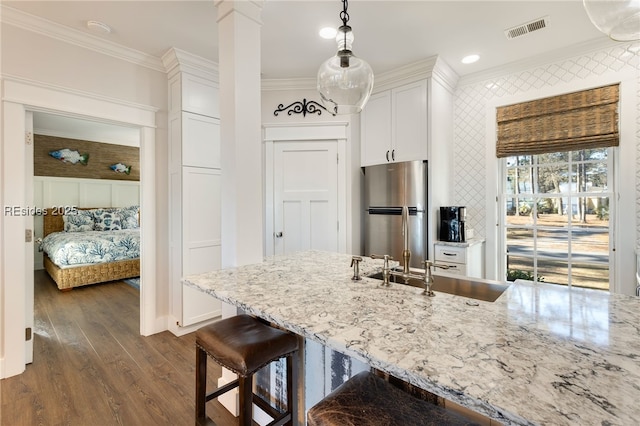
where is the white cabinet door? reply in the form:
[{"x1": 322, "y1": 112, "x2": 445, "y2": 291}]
[
  {"x1": 182, "y1": 112, "x2": 220, "y2": 169},
  {"x1": 273, "y1": 141, "x2": 339, "y2": 255},
  {"x1": 392, "y1": 80, "x2": 428, "y2": 163},
  {"x1": 361, "y1": 80, "x2": 428, "y2": 166},
  {"x1": 361, "y1": 91, "x2": 391, "y2": 166},
  {"x1": 181, "y1": 166, "x2": 221, "y2": 326}
]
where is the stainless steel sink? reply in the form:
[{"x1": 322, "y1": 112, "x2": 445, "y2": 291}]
[{"x1": 367, "y1": 271, "x2": 510, "y2": 302}]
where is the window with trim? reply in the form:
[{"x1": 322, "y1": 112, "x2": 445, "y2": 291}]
[{"x1": 497, "y1": 84, "x2": 618, "y2": 289}]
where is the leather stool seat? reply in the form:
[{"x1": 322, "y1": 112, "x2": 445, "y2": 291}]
[
  {"x1": 196, "y1": 314, "x2": 299, "y2": 376},
  {"x1": 196, "y1": 314, "x2": 299, "y2": 426},
  {"x1": 307, "y1": 371, "x2": 481, "y2": 426}
]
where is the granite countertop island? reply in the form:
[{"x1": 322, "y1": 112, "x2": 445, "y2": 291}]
[{"x1": 184, "y1": 250, "x2": 640, "y2": 426}]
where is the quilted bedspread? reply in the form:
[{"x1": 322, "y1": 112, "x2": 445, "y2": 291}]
[{"x1": 42, "y1": 229, "x2": 140, "y2": 267}]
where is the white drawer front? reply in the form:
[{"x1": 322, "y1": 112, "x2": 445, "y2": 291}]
[
  {"x1": 433, "y1": 262, "x2": 466, "y2": 276},
  {"x1": 435, "y1": 245, "x2": 466, "y2": 264}
]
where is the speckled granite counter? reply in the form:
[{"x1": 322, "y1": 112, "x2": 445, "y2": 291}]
[
  {"x1": 435, "y1": 238, "x2": 485, "y2": 248},
  {"x1": 184, "y1": 250, "x2": 640, "y2": 426}
]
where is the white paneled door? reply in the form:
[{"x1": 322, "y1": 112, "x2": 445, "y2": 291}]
[{"x1": 273, "y1": 141, "x2": 339, "y2": 255}]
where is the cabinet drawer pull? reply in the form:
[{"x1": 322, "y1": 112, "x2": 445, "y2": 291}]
[
  {"x1": 386, "y1": 150, "x2": 390, "y2": 162},
  {"x1": 443, "y1": 252, "x2": 457, "y2": 256},
  {"x1": 391, "y1": 149, "x2": 395, "y2": 161}
]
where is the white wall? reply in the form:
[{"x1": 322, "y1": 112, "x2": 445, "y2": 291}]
[
  {"x1": 261, "y1": 84, "x2": 363, "y2": 255},
  {"x1": 452, "y1": 42, "x2": 639, "y2": 294},
  {"x1": 1, "y1": 20, "x2": 170, "y2": 376}
]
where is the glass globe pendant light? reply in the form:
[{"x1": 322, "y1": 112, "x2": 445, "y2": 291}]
[
  {"x1": 317, "y1": 0, "x2": 374, "y2": 115},
  {"x1": 583, "y1": 0, "x2": 640, "y2": 41}
]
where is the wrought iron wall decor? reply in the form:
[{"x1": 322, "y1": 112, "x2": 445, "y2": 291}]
[{"x1": 273, "y1": 98, "x2": 335, "y2": 117}]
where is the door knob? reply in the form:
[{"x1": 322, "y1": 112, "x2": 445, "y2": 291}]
[{"x1": 275, "y1": 232, "x2": 283, "y2": 238}]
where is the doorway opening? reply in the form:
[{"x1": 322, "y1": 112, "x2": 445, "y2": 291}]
[
  {"x1": 31, "y1": 110, "x2": 143, "y2": 292},
  {"x1": 1, "y1": 77, "x2": 157, "y2": 378}
]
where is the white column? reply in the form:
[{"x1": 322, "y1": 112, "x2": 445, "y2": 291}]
[
  {"x1": 215, "y1": 0, "x2": 264, "y2": 417},
  {"x1": 217, "y1": 0, "x2": 264, "y2": 269}
]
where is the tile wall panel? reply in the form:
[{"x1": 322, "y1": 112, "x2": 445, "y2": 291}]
[{"x1": 453, "y1": 43, "x2": 640, "y2": 247}]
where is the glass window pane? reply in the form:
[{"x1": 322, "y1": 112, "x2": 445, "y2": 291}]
[
  {"x1": 573, "y1": 228, "x2": 609, "y2": 262},
  {"x1": 538, "y1": 151, "x2": 569, "y2": 165},
  {"x1": 507, "y1": 156, "x2": 532, "y2": 167},
  {"x1": 537, "y1": 229, "x2": 568, "y2": 260},
  {"x1": 583, "y1": 196, "x2": 610, "y2": 225},
  {"x1": 571, "y1": 196, "x2": 607, "y2": 224},
  {"x1": 571, "y1": 262, "x2": 609, "y2": 290},
  {"x1": 505, "y1": 197, "x2": 518, "y2": 220},
  {"x1": 507, "y1": 228, "x2": 533, "y2": 257},
  {"x1": 506, "y1": 256, "x2": 534, "y2": 281},
  {"x1": 516, "y1": 167, "x2": 532, "y2": 194},
  {"x1": 536, "y1": 259, "x2": 568, "y2": 285},
  {"x1": 518, "y1": 197, "x2": 535, "y2": 218},
  {"x1": 583, "y1": 162, "x2": 608, "y2": 191},
  {"x1": 537, "y1": 209, "x2": 569, "y2": 227},
  {"x1": 536, "y1": 164, "x2": 569, "y2": 195},
  {"x1": 572, "y1": 148, "x2": 608, "y2": 162},
  {"x1": 536, "y1": 198, "x2": 561, "y2": 216},
  {"x1": 506, "y1": 170, "x2": 517, "y2": 195}
]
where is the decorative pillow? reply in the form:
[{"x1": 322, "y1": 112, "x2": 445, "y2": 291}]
[
  {"x1": 63, "y1": 210, "x2": 95, "y2": 232},
  {"x1": 92, "y1": 209, "x2": 122, "y2": 231},
  {"x1": 118, "y1": 205, "x2": 140, "y2": 229}
]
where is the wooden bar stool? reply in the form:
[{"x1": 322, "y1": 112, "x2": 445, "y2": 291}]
[
  {"x1": 195, "y1": 314, "x2": 299, "y2": 426},
  {"x1": 307, "y1": 371, "x2": 481, "y2": 426}
]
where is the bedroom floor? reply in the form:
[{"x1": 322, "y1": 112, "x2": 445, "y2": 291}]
[{"x1": 0, "y1": 271, "x2": 238, "y2": 426}]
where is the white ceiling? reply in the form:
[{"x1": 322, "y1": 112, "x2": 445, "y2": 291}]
[
  {"x1": 5, "y1": 1, "x2": 621, "y2": 140},
  {"x1": 4, "y1": 0, "x2": 615, "y2": 80}
]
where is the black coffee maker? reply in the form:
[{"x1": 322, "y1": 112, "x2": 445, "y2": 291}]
[{"x1": 439, "y1": 206, "x2": 466, "y2": 242}]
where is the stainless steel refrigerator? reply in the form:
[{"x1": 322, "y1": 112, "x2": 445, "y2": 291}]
[{"x1": 363, "y1": 160, "x2": 428, "y2": 269}]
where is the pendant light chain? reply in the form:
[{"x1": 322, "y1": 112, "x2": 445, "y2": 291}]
[{"x1": 340, "y1": 0, "x2": 349, "y2": 27}]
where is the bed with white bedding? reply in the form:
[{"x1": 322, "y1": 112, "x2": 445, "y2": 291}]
[{"x1": 41, "y1": 207, "x2": 140, "y2": 291}]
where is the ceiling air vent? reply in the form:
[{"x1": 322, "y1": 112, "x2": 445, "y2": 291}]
[{"x1": 505, "y1": 16, "x2": 550, "y2": 40}]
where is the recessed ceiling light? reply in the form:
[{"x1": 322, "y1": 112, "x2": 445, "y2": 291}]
[
  {"x1": 461, "y1": 54, "x2": 480, "y2": 64},
  {"x1": 86, "y1": 20, "x2": 112, "y2": 34},
  {"x1": 319, "y1": 27, "x2": 337, "y2": 39}
]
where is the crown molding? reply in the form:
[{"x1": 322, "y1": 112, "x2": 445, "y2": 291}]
[
  {"x1": 261, "y1": 56, "x2": 460, "y2": 94},
  {"x1": 370, "y1": 56, "x2": 460, "y2": 94},
  {"x1": 458, "y1": 37, "x2": 623, "y2": 87},
  {"x1": 162, "y1": 48, "x2": 219, "y2": 81},
  {"x1": 0, "y1": 5, "x2": 165, "y2": 73}
]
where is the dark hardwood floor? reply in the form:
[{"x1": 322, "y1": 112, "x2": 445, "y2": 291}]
[{"x1": 1, "y1": 271, "x2": 237, "y2": 426}]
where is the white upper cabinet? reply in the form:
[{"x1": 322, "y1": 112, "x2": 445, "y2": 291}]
[
  {"x1": 361, "y1": 80, "x2": 427, "y2": 166},
  {"x1": 361, "y1": 91, "x2": 392, "y2": 166}
]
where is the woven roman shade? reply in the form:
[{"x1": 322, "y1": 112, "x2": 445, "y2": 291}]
[{"x1": 496, "y1": 84, "x2": 619, "y2": 158}]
